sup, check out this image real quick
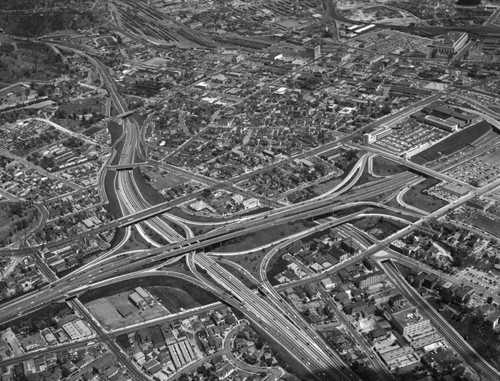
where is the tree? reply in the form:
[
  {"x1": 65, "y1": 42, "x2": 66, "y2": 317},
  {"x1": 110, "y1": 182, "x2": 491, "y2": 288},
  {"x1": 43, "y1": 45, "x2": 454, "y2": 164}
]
[
  {"x1": 344, "y1": 149, "x2": 358, "y2": 162},
  {"x1": 381, "y1": 103, "x2": 391, "y2": 115}
]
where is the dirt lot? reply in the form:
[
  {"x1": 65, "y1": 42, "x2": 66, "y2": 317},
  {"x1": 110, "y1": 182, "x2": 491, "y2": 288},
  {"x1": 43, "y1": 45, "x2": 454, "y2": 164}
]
[
  {"x1": 86, "y1": 292, "x2": 168, "y2": 330},
  {"x1": 149, "y1": 286, "x2": 204, "y2": 312},
  {"x1": 58, "y1": 98, "x2": 105, "y2": 115}
]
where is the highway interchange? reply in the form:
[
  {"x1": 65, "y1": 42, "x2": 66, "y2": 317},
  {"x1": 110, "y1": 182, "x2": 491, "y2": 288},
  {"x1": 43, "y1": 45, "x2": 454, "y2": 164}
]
[{"x1": 3, "y1": 16, "x2": 500, "y2": 381}]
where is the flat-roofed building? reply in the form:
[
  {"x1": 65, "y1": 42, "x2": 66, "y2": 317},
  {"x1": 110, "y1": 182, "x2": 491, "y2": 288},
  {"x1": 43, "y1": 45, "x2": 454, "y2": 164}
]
[
  {"x1": 424, "y1": 115, "x2": 459, "y2": 132},
  {"x1": 363, "y1": 126, "x2": 392, "y2": 144},
  {"x1": 434, "y1": 32, "x2": 468, "y2": 54},
  {"x1": 129, "y1": 292, "x2": 146, "y2": 309},
  {"x1": 391, "y1": 307, "x2": 432, "y2": 337}
]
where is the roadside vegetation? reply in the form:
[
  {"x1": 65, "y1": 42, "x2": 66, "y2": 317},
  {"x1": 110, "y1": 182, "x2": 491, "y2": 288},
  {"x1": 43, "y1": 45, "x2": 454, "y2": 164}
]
[
  {"x1": 216, "y1": 220, "x2": 315, "y2": 253},
  {"x1": 372, "y1": 156, "x2": 406, "y2": 176},
  {"x1": 0, "y1": 201, "x2": 39, "y2": 246},
  {"x1": 401, "y1": 178, "x2": 448, "y2": 212}
]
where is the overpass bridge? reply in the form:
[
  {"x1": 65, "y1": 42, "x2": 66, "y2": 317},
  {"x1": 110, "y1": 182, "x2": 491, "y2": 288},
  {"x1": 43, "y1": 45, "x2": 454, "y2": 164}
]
[{"x1": 108, "y1": 162, "x2": 147, "y2": 171}]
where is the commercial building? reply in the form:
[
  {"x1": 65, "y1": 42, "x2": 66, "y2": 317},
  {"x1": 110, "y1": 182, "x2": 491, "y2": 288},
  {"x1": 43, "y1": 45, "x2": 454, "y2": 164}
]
[
  {"x1": 424, "y1": 115, "x2": 459, "y2": 132},
  {"x1": 61, "y1": 320, "x2": 93, "y2": 341},
  {"x1": 433, "y1": 32, "x2": 468, "y2": 54},
  {"x1": 363, "y1": 126, "x2": 392, "y2": 144},
  {"x1": 303, "y1": 45, "x2": 321, "y2": 60},
  {"x1": 129, "y1": 292, "x2": 146, "y2": 309},
  {"x1": 135, "y1": 287, "x2": 153, "y2": 304},
  {"x1": 355, "y1": 271, "x2": 387, "y2": 289},
  {"x1": 390, "y1": 307, "x2": 432, "y2": 337}
]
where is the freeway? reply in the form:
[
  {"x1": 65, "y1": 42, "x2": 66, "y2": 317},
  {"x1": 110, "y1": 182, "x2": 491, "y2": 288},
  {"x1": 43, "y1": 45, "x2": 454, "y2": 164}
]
[
  {"x1": 47, "y1": 41, "x2": 189, "y2": 248},
  {"x1": 5, "y1": 30, "x2": 500, "y2": 381},
  {"x1": 0, "y1": 88, "x2": 442, "y2": 257},
  {"x1": 6, "y1": 154, "x2": 493, "y2": 322},
  {"x1": 0, "y1": 162, "x2": 417, "y2": 258},
  {"x1": 275, "y1": 175, "x2": 500, "y2": 292},
  {"x1": 352, "y1": 143, "x2": 476, "y2": 190},
  {"x1": 253, "y1": 227, "x2": 391, "y2": 378},
  {"x1": 378, "y1": 260, "x2": 500, "y2": 380},
  {"x1": 0, "y1": 171, "x2": 425, "y2": 324},
  {"x1": 195, "y1": 252, "x2": 359, "y2": 381},
  {"x1": 316, "y1": 286, "x2": 393, "y2": 380},
  {"x1": 374, "y1": 250, "x2": 500, "y2": 305}
]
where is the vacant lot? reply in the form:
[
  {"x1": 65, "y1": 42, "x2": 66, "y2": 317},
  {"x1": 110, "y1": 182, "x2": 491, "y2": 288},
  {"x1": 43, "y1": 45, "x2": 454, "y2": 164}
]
[
  {"x1": 58, "y1": 98, "x2": 105, "y2": 115},
  {"x1": 412, "y1": 121, "x2": 492, "y2": 164},
  {"x1": 86, "y1": 292, "x2": 168, "y2": 330},
  {"x1": 472, "y1": 213, "x2": 500, "y2": 238},
  {"x1": 79, "y1": 276, "x2": 218, "y2": 307},
  {"x1": 352, "y1": 216, "x2": 407, "y2": 239},
  {"x1": 218, "y1": 220, "x2": 314, "y2": 253},
  {"x1": 150, "y1": 173, "x2": 187, "y2": 191},
  {"x1": 149, "y1": 286, "x2": 205, "y2": 312},
  {"x1": 402, "y1": 178, "x2": 448, "y2": 212}
]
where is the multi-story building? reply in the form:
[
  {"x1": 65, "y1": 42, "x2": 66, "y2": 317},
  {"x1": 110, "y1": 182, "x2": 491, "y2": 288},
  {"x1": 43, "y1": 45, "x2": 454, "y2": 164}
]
[
  {"x1": 363, "y1": 126, "x2": 392, "y2": 144},
  {"x1": 433, "y1": 32, "x2": 468, "y2": 54},
  {"x1": 355, "y1": 270, "x2": 387, "y2": 289},
  {"x1": 391, "y1": 307, "x2": 432, "y2": 337}
]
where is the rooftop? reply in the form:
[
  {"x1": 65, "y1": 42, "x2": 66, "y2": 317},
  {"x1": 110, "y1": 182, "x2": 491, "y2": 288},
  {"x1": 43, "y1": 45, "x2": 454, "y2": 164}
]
[{"x1": 392, "y1": 307, "x2": 426, "y2": 326}]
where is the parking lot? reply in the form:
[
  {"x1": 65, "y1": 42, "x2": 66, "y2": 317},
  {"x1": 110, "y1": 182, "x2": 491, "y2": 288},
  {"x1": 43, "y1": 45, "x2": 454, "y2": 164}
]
[{"x1": 456, "y1": 267, "x2": 500, "y2": 294}]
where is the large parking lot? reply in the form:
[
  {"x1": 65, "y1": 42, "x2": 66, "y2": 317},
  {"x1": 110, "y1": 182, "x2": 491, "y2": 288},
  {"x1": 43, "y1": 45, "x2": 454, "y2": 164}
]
[
  {"x1": 456, "y1": 267, "x2": 500, "y2": 294},
  {"x1": 374, "y1": 118, "x2": 447, "y2": 156},
  {"x1": 445, "y1": 146, "x2": 500, "y2": 186}
]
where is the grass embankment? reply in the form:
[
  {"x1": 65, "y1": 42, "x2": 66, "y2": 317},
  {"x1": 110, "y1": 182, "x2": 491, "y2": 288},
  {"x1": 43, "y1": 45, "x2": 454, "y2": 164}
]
[
  {"x1": 402, "y1": 178, "x2": 448, "y2": 212},
  {"x1": 372, "y1": 156, "x2": 406, "y2": 176},
  {"x1": 352, "y1": 216, "x2": 407, "y2": 240},
  {"x1": 132, "y1": 167, "x2": 164, "y2": 205},
  {"x1": 471, "y1": 213, "x2": 500, "y2": 238},
  {"x1": 107, "y1": 120, "x2": 123, "y2": 146},
  {"x1": 216, "y1": 220, "x2": 314, "y2": 253}
]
